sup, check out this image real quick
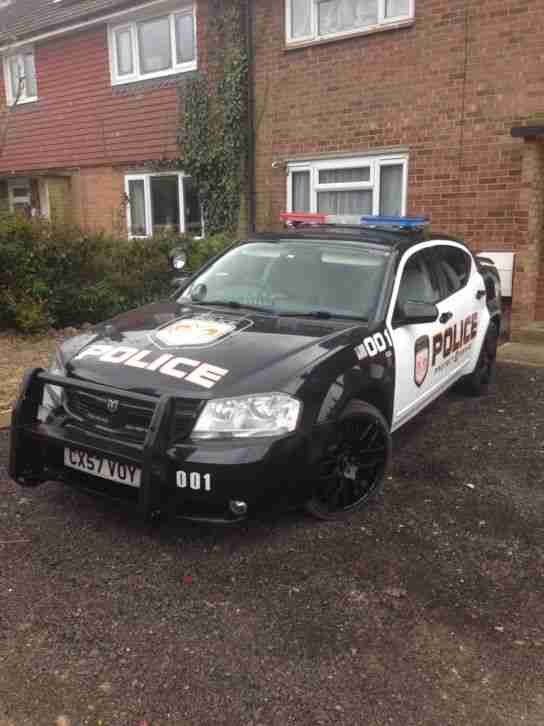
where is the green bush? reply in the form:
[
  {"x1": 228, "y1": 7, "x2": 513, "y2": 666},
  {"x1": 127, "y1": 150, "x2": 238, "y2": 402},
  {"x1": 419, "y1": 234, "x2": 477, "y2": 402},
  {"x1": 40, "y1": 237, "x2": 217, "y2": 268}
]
[
  {"x1": 186, "y1": 234, "x2": 235, "y2": 271},
  {"x1": 0, "y1": 214, "x2": 234, "y2": 333}
]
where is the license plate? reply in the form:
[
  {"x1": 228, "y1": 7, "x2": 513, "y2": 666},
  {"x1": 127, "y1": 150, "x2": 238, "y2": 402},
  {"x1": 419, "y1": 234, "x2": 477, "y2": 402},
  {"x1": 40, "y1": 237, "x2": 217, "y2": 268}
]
[{"x1": 64, "y1": 447, "x2": 141, "y2": 488}]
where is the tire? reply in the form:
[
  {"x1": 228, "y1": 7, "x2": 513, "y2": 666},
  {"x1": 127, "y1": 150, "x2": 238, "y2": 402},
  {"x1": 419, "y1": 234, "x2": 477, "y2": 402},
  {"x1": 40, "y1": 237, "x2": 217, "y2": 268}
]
[
  {"x1": 461, "y1": 322, "x2": 499, "y2": 397},
  {"x1": 305, "y1": 401, "x2": 392, "y2": 521}
]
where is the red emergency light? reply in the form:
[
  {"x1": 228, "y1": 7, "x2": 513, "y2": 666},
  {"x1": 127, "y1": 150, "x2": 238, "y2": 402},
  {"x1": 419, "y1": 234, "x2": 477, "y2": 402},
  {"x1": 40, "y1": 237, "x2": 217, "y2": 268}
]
[{"x1": 280, "y1": 212, "x2": 329, "y2": 227}]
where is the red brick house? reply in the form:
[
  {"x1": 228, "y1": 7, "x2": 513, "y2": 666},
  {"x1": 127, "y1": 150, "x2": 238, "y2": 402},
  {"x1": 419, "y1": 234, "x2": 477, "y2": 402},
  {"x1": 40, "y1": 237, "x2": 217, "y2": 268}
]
[
  {"x1": 1, "y1": 0, "x2": 543, "y2": 331},
  {"x1": 252, "y1": 0, "x2": 544, "y2": 331},
  {"x1": 0, "y1": 0, "x2": 207, "y2": 237}
]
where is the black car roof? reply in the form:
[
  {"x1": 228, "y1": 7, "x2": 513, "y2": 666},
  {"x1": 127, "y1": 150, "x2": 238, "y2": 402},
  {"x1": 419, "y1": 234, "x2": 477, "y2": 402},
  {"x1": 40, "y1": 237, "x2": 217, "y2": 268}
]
[{"x1": 248, "y1": 225, "x2": 466, "y2": 255}]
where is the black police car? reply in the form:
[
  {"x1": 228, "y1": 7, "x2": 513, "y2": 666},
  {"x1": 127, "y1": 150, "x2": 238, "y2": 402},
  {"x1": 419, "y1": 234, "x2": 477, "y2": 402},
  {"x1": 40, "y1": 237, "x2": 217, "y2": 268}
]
[{"x1": 10, "y1": 216, "x2": 501, "y2": 522}]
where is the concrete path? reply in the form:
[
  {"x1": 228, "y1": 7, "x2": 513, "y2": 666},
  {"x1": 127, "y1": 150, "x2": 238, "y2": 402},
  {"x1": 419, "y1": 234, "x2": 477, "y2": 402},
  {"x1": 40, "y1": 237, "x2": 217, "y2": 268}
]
[{"x1": 497, "y1": 341, "x2": 544, "y2": 367}]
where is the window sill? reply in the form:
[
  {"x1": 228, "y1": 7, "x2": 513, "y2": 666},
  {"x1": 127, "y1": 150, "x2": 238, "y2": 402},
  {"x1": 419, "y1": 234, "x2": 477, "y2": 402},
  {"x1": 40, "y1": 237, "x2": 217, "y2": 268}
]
[
  {"x1": 111, "y1": 61, "x2": 197, "y2": 87},
  {"x1": 285, "y1": 18, "x2": 415, "y2": 51},
  {"x1": 7, "y1": 96, "x2": 38, "y2": 107}
]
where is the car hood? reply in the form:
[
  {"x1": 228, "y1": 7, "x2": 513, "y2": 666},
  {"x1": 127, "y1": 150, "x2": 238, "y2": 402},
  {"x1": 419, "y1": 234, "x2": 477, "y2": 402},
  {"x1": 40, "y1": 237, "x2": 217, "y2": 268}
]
[{"x1": 63, "y1": 302, "x2": 368, "y2": 399}]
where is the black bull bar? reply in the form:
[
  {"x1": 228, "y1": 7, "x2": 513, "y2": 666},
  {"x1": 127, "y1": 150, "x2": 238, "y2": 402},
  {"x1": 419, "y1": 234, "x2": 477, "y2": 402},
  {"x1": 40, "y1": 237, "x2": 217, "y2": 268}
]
[{"x1": 10, "y1": 367, "x2": 177, "y2": 519}]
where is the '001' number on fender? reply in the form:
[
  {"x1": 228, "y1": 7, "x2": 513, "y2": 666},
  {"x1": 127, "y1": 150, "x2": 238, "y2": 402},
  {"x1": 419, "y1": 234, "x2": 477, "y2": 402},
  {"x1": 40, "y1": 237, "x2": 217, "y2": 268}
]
[{"x1": 176, "y1": 471, "x2": 212, "y2": 492}]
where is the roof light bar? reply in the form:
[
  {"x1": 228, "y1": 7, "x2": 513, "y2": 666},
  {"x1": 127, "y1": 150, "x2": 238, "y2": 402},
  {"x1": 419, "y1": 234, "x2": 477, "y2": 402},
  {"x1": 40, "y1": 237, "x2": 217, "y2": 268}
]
[
  {"x1": 280, "y1": 212, "x2": 329, "y2": 227},
  {"x1": 360, "y1": 215, "x2": 431, "y2": 229},
  {"x1": 279, "y1": 212, "x2": 431, "y2": 230}
]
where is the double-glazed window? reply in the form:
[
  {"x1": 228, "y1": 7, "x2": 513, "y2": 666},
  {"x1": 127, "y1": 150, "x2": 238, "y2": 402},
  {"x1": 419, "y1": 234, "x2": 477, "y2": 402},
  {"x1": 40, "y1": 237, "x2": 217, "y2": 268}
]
[
  {"x1": 109, "y1": 5, "x2": 196, "y2": 85},
  {"x1": 287, "y1": 0, "x2": 413, "y2": 44},
  {"x1": 3, "y1": 50, "x2": 37, "y2": 104},
  {"x1": 125, "y1": 173, "x2": 202, "y2": 238},
  {"x1": 288, "y1": 155, "x2": 407, "y2": 223}
]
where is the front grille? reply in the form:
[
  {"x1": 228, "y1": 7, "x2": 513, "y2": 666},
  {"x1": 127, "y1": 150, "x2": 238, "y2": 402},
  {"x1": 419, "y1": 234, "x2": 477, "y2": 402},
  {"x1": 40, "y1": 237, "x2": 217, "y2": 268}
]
[
  {"x1": 65, "y1": 389, "x2": 155, "y2": 444},
  {"x1": 65, "y1": 389, "x2": 202, "y2": 444}
]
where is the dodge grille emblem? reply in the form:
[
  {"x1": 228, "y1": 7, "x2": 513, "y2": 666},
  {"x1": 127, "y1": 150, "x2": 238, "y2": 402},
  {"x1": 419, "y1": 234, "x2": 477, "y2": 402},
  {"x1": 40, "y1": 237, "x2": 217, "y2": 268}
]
[{"x1": 106, "y1": 398, "x2": 120, "y2": 413}]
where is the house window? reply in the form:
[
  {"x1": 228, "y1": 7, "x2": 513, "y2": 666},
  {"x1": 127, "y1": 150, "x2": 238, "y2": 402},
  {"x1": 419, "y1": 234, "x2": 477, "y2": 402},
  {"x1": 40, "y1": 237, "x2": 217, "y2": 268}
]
[
  {"x1": 3, "y1": 50, "x2": 37, "y2": 104},
  {"x1": 109, "y1": 5, "x2": 196, "y2": 85},
  {"x1": 8, "y1": 178, "x2": 32, "y2": 214},
  {"x1": 287, "y1": 155, "x2": 407, "y2": 222},
  {"x1": 125, "y1": 173, "x2": 203, "y2": 238},
  {"x1": 287, "y1": 0, "x2": 413, "y2": 44}
]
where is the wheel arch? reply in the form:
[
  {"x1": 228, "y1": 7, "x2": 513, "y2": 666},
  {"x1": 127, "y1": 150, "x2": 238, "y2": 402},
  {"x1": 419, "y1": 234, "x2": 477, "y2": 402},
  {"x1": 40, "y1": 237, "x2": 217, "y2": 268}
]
[
  {"x1": 490, "y1": 312, "x2": 501, "y2": 336},
  {"x1": 351, "y1": 385, "x2": 393, "y2": 429}
]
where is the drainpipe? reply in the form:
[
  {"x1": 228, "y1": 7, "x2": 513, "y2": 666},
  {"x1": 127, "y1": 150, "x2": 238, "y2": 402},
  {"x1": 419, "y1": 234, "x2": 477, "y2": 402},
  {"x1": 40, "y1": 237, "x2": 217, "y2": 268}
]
[{"x1": 246, "y1": 0, "x2": 256, "y2": 233}]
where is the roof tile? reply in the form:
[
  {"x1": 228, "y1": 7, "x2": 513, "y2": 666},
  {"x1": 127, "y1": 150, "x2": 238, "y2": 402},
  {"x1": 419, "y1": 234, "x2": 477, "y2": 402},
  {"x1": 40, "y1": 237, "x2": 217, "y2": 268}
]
[{"x1": 0, "y1": 0, "x2": 144, "y2": 45}]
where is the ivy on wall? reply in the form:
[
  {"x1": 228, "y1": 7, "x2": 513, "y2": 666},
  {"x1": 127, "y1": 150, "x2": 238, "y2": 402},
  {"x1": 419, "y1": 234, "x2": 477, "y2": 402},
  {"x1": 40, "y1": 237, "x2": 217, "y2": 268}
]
[{"x1": 179, "y1": 2, "x2": 249, "y2": 237}]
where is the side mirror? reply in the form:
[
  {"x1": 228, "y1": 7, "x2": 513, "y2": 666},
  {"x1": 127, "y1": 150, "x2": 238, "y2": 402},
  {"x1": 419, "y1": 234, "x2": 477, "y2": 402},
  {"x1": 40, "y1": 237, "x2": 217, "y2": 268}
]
[
  {"x1": 169, "y1": 247, "x2": 187, "y2": 271},
  {"x1": 171, "y1": 273, "x2": 191, "y2": 289},
  {"x1": 395, "y1": 301, "x2": 439, "y2": 326}
]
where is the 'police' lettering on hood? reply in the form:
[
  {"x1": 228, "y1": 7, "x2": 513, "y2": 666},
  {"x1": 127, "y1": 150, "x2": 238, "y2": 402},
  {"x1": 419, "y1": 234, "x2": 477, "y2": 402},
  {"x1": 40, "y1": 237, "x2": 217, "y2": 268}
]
[{"x1": 73, "y1": 345, "x2": 229, "y2": 389}]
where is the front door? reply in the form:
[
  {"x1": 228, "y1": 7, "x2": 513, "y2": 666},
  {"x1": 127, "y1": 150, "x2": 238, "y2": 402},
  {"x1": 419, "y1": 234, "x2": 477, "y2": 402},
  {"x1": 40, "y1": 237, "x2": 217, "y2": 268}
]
[
  {"x1": 7, "y1": 178, "x2": 32, "y2": 216},
  {"x1": 388, "y1": 246, "x2": 447, "y2": 430},
  {"x1": 429, "y1": 243, "x2": 489, "y2": 384},
  {"x1": 388, "y1": 242, "x2": 490, "y2": 432}
]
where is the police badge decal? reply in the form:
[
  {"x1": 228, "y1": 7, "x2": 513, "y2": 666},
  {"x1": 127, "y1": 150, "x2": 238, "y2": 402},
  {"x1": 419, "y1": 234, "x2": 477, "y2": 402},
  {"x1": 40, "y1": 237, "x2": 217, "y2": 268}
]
[{"x1": 414, "y1": 335, "x2": 430, "y2": 387}]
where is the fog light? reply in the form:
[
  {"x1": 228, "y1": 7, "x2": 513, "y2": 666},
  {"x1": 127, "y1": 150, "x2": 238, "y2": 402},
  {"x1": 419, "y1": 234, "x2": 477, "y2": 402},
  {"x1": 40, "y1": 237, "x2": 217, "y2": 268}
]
[{"x1": 229, "y1": 500, "x2": 248, "y2": 517}]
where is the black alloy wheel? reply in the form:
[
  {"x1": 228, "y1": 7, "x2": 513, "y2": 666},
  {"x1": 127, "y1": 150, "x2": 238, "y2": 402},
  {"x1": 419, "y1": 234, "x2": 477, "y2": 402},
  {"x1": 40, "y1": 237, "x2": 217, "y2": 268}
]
[
  {"x1": 306, "y1": 401, "x2": 392, "y2": 521},
  {"x1": 461, "y1": 322, "x2": 499, "y2": 396}
]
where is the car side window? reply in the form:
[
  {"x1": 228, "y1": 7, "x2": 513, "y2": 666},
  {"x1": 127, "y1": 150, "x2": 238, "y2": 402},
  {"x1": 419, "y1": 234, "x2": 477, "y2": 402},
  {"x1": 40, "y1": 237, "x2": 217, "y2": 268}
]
[
  {"x1": 435, "y1": 246, "x2": 471, "y2": 297},
  {"x1": 397, "y1": 251, "x2": 441, "y2": 309}
]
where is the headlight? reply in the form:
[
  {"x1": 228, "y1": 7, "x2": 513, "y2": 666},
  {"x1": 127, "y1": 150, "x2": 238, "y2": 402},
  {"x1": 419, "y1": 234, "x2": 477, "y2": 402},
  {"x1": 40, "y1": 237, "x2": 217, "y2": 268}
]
[
  {"x1": 42, "y1": 348, "x2": 66, "y2": 411},
  {"x1": 192, "y1": 393, "x2": 301, "y2": 439}
]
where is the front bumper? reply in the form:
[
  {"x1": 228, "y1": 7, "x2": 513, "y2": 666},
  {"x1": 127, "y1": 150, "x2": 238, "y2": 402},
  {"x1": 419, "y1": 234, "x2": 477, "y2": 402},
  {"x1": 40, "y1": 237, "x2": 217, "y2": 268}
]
[{"x1": 9, "y1": 369, "x2": 312, "y2": 523}]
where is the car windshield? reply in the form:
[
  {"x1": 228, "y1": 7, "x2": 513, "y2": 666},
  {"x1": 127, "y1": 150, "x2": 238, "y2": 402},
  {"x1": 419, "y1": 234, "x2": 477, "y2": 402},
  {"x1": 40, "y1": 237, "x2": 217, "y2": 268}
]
[{"x1": 179, "y1": 239, "x2": 390, "y2": 320}]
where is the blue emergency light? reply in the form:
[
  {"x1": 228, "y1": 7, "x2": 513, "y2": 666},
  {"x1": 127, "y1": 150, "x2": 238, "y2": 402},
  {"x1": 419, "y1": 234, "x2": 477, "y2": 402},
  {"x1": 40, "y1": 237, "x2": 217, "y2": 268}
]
[{"x1": 360, "y1": 215, "x2": 430, "y2": 229}]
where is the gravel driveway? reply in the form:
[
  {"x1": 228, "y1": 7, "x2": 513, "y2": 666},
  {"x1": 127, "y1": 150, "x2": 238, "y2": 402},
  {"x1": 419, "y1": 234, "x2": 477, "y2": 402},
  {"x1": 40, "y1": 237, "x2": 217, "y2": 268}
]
[{"x1": 1, "y1": 363, "x2": 543, "y2": 726}]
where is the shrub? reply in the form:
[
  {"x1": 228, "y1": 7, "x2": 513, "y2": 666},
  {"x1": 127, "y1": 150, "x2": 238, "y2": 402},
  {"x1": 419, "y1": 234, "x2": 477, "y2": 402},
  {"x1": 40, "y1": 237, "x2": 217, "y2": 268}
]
[
  {"x1": 0, "y1": 214, "x2": 234, "y2": 333},
  {"x1": 186, "y1": 233, "x2": 236, "y2": 271}
]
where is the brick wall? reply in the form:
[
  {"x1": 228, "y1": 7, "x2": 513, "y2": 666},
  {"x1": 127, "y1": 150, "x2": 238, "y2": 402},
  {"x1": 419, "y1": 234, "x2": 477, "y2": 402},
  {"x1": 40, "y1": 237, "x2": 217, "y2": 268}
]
[
  {"x1": 510, "y1": 142, "x2": 544, "y2": 328},
  {"x1": 71, "y1": 166, "x2": 126, "y2": 235},
  {"x1": 253, "y1": 0, "x2": 544, "y2": 325},
  {"x1": 0, "y1": 0, "x2": 211, "y2": 173},
  {"x1": 0, "y1": 180, "x2": 7, "y2": 210},
  {"x1": 527, "y1": 143, "x2": 544, "y2": 322},
  {"x1": 48, "y1": 178, "x2": 73, "y2": 225},
  {"x1": 537, "y1": 239, "x2": 544, "y2": 321}
]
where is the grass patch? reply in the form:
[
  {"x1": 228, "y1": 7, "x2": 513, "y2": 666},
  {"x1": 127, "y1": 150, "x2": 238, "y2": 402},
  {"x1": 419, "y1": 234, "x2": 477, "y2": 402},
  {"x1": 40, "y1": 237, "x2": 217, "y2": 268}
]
[{"x1": 0, "y1": 332, "x2": 58, "y2": 412}]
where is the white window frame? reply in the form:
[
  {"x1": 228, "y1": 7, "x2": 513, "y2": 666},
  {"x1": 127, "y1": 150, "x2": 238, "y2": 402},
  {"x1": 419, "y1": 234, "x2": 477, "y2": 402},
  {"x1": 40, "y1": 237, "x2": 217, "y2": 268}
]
[
  {"x1": 8, "y1": 178, "x2": 32, "y2": 211},
  {"x1": 108, "y1": 4, "x2": 197, "y2": 86},
  {"x1": 2, "y1": 48, "x2": 38, "y2": 105},
  {"x1": 126, "y1": 171, "x2": 203, "y2": 239},
  {"x1": 287, "y1": 154, "x2": 408, "y2": 219},
  {"x1": 285, "y1": 0, "x2": 414, "y2": 45}
]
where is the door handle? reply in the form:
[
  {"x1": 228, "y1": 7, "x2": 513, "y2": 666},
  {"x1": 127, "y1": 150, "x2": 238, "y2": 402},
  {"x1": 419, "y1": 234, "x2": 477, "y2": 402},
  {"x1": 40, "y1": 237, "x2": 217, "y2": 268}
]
[
  {"x1": 439, "y1": 311, "x2": 453, "y2": 324},
  {"x1": 476, "y1": 289, "x2": 486, "y2": 300}
]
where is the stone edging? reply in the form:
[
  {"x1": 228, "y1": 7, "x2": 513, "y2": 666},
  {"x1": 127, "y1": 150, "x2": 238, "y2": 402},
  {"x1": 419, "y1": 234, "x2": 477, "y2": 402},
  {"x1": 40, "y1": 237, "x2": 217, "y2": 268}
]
[{"x1": 0, "y1": 411, "x2": 11, "y2": 430}]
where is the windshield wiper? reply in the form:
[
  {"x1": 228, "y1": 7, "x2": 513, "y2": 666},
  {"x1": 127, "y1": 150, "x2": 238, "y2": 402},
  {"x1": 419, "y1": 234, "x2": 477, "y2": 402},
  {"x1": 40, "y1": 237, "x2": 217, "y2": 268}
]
[
  {"x1": 279, "y1": 310, "x2": 368, "y2": 322},
  {"x1": 192, "y1": 300, "x2": 277, "y2": 315}
]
